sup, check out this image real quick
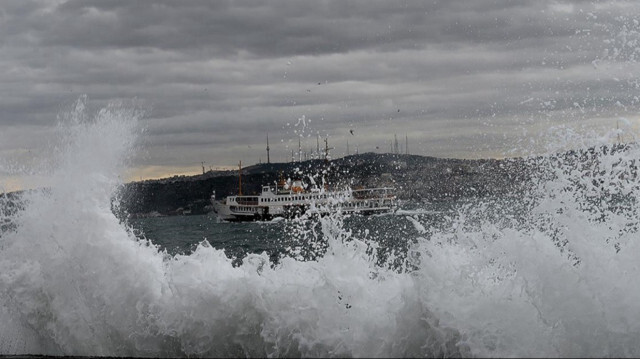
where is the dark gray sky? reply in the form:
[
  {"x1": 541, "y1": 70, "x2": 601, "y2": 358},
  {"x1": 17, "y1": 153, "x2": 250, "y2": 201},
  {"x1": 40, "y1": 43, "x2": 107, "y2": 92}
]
[{"x1": 1, "y1": 0, "x2": 640, "y2": 187}]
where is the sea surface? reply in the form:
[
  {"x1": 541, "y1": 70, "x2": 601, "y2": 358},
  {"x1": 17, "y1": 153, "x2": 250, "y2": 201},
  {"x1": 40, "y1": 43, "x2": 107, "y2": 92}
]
[
  {"x1": 3, "y1": 102, "x2": 640, "y2": 357},
  {"x1": 129, "y1": 202, "x2": 450, "y2": 268}
]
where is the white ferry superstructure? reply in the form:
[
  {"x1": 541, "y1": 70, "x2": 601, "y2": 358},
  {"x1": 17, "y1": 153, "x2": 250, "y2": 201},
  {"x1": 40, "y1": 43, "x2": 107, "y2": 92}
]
[{"x1": 211, "y1": 180, "x2": 397, "y2": 222}]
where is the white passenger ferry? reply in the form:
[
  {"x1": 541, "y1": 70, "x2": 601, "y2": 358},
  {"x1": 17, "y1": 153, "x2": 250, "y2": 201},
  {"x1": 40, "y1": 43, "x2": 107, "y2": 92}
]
[{"x1": 211, "y1": 178, "x2": 396, "y2": 222}]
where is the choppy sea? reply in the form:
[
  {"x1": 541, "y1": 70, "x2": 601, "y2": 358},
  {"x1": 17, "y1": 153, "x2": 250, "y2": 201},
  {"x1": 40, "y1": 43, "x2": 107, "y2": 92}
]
[
  {"x1": 130, "y1": 202, "x2": 449, "y2": 267},
  {"x1": 2, "y1": 102, "x2": 640, "y2": 357}
]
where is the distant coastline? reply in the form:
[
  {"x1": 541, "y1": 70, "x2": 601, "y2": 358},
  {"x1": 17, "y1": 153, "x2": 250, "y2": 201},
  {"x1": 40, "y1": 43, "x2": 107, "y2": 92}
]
[
  {"x1": 116, "y1": 152, "x2": 532, "y2": 218},
  {"x1": 5, "y1": 144, "x2": 631, "y2": 219}
]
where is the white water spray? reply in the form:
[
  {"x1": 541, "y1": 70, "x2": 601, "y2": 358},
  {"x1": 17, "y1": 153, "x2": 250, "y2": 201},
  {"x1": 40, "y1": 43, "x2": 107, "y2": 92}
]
[
  {"x1": 4, "y1": 93, "x2": 640, "y2": 357},
  {"x1": 0, "y1": 100, "x2": 463, "y2": 357}
]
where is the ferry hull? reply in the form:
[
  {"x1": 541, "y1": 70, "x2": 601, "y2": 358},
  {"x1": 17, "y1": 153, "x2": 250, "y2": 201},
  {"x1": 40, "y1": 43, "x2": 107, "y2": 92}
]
[
  {"x1": 211, "y1": 198, "x2": 396, "y2": 222},
  {"x1": 211, "y1": 200, "x2": 269, "y2": 222}
]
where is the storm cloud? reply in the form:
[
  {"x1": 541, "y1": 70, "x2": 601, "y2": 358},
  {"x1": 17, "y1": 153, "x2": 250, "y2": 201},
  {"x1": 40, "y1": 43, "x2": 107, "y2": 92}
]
[{"x1": 1, "y1": 0, "x2": 640, "y2": 186}]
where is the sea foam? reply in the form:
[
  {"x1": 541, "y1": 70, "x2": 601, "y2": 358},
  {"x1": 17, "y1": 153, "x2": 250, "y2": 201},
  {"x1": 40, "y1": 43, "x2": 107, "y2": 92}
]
[{"x1": 2, "y1": 98, "x2": 640, "y2": 357}]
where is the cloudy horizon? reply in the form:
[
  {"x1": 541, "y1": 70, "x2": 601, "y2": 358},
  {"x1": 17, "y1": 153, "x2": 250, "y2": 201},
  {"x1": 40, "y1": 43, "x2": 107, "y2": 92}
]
[{"x1": 2, "y1": 1, "x2": 640, "y2": 190}]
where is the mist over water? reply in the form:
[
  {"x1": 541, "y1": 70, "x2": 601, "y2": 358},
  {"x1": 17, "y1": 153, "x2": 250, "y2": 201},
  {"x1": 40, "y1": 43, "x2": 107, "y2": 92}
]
[{"x1": 2, "y1": 98, "x2": 640, "y2": 357}]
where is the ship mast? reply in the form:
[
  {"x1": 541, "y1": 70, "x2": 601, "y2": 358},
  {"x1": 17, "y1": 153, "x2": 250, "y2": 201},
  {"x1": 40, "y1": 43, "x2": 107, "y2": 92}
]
[{"x1": 238, "y1": 160, "x2": 242, "y2": 196}]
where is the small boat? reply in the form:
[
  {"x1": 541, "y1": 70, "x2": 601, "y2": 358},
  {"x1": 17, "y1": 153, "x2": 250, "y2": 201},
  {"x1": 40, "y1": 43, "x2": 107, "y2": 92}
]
[{"x1": 210, "y1": 164, "x2": 396, "y2": 222}]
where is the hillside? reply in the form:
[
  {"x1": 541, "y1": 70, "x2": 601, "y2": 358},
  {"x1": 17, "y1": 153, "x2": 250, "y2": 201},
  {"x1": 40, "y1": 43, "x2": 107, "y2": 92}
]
[{"x1": 116, "y1": 152, "x2": 532, "y2": 217}]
